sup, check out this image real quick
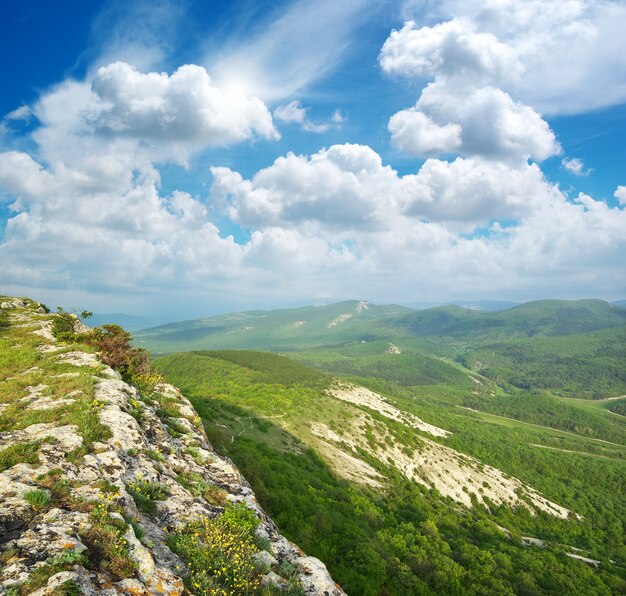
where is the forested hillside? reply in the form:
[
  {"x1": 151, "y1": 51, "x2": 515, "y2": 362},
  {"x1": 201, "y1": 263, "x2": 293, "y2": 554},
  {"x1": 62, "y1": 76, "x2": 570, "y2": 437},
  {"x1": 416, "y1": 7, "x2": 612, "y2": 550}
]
[{"x1": 154, "y1": 350, "x2": 626, "y2": 595}]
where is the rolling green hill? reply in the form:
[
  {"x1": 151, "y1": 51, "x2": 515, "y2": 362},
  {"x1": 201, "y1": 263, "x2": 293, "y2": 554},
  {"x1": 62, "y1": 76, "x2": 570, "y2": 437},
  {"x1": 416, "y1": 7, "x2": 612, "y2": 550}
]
[
  {"x1": 397, "y1": 299, "x2": 626, "y2": 339},
  {"x1": 142, "y1": 300, "x2": 626, "y2": 593},
  {"x1": 137, "y1": 299, "x2": 626, "y2": 353},
  {"x1": 137, "y1": 299, "x2": 626, "y2": 399},
  {"x1": 135, "y1": 300, "x2": 412, "y2": 353},
  {"x1": 153, "y1": 349, "x2": 626, "y2": 596}
]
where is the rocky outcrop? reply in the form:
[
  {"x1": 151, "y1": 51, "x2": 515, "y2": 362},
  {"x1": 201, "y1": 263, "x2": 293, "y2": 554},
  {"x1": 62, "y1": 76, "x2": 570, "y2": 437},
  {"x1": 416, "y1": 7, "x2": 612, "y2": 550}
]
[{"x1": 0, "y1": 298, "x2": 344, "y2": 595}]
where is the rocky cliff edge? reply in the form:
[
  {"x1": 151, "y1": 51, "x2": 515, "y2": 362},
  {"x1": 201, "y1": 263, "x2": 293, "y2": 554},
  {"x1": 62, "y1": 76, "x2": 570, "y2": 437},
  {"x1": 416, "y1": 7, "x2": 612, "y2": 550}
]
[{"x1": 0, "y1": 297, "x2": 344, "y2": 596}]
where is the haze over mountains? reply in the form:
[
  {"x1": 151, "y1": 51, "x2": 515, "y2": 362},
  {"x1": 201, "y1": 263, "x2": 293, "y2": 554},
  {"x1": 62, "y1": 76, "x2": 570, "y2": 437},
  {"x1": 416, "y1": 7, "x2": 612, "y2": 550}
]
[{"x1": 134, "y1": 298, "x2": 626, "y2": 354}]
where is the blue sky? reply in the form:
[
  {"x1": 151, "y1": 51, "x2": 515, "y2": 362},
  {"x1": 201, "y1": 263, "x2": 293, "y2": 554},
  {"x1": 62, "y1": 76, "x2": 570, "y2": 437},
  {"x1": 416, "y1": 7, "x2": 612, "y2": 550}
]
[{"x1": 0, "y1": 0, "x2": 625, "y2": 318}]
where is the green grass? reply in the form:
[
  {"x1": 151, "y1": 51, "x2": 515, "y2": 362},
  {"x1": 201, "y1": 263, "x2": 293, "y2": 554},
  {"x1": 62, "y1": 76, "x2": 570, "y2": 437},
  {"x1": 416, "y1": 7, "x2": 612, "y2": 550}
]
[
  {"x1": 0, "y1": 304, "x2": 112, "y2": 469},
  {"x1": 23, "y1": 488, "x2": 52, "y2": 509},
  {"x1": 126, "y1": 478, "x2": 169, "y2": 515},
  {"x1": 0, "y1": 441, "x2": 47, "y2": 472}
]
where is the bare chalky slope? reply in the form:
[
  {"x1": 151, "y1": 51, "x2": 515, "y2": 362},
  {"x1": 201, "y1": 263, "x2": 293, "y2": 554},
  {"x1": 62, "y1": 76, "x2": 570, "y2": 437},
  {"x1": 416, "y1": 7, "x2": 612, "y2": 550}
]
[
  {"x1": 0, "y1": 298, "x2": 344, "y2": 595},
  {"x1": 320, "y1": 383, "x2": 574, "y2": 518}
]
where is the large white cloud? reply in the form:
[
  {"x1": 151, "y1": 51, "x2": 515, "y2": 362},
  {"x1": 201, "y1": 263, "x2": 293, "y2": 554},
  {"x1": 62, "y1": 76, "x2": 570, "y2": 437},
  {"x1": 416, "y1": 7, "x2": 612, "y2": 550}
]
[
  {"x1": 208, "y1": 143, "x2": 625, "y2": 299},
  {"x1": 89, "y1": 62, "x2": 278, "y2": 145},
  {"x1": 380, "y1": 18, "x2": 521, "y2": 83},
  {"x1": 1, "y1": 0, "x2": 624, "y2": 313},
  {"x1": 389, "y1": 83, "x2": 559, "y2": 161},
  {"x1": 1, "y1": 141, "x2": 624, "y2": 308},
  {"x1": 211, "y1": 143, "x2": 559, "y2": 230},
  {"x1": 0, "y1": 58, "x2": 285, "y2": 304},
  {"x1": 380, "y1": 1, "x2": 625, "y2": 162},
  {"x1": 29, "y1": 61, "x2": 278, "y2": 167},
  {"x1": 211, "y1": 144, "x2": 399, "y2": 230},
  {"x1": 382, "y1": 1, "x2": 626, "y2": 114}
]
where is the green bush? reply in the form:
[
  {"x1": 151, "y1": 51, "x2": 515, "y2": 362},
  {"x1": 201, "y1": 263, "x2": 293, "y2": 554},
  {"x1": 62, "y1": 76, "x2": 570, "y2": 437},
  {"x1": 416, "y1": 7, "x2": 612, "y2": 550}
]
[{"x1": 51, "y1": 310, "x2": 80, "y2": 341}]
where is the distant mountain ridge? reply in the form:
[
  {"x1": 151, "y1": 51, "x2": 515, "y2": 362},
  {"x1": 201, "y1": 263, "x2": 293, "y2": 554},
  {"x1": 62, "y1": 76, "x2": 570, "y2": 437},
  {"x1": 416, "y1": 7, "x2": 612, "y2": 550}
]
[
  {"x1": 135, "y1": 298, "x2": 626, "y2": 354},
  {"x1": 398, "y1": 299, "x2": 626, "y2": 339}
]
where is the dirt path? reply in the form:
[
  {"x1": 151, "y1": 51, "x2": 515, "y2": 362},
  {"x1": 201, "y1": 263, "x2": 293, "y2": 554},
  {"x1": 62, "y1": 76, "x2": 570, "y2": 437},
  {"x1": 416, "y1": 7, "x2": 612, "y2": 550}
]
[
  {"x1": 596, "y1": 395, "x2": 626, "y2": 402},
  {"x1": 529, "y1": 444, "x2": 623, "y2": 461},
  {"x1": 458, "y1": 407, "x2": 626, "y2": 448}
]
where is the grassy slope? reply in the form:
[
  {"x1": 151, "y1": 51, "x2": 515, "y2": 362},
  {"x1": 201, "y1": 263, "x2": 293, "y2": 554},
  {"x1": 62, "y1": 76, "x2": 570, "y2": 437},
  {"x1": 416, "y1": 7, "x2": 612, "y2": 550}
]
[
  {"x1": 154, "y1": 350, "x2": 626, "y2": 596},
  {"x1": 0, "y1": 302, "x2": 111, "y2": 463}
]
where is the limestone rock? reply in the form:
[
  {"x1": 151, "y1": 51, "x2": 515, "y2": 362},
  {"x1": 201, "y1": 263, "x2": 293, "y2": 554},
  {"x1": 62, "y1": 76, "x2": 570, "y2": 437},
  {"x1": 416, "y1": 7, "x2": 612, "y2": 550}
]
[{"x1": 0, "y1": 298, "x2": 346, "y2": 595}]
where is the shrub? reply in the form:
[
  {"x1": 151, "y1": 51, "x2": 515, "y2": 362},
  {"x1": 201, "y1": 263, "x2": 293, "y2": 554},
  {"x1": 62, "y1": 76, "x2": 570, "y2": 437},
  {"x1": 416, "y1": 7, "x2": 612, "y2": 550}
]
[
  {"x1": 87, "y1": 325, "x2": 148, "y2": 376},
  {"x1": 167, "y1": 504, "x2": 263, "y2": 595},
  {"x1": 51, "y1": 310, "x2": 78, "y2": 340}
]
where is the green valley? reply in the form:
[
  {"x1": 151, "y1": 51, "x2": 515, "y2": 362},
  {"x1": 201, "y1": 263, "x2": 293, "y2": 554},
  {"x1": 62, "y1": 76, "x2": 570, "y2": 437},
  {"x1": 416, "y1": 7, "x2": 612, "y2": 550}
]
[{"x1": 153, "y1": 336, "x2": 626, "y2": 594}]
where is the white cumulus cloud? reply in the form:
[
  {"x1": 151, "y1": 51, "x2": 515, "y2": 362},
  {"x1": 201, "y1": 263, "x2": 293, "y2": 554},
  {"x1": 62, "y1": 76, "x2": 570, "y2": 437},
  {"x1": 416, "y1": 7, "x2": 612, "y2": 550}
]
[
  {"x1": 383, "y1": 1, "x2": 626, "y2": 114},
  {"x1": 380, "y1": 18, "x2": 561, "y2": 163},
  {"x1": 388, "y1": 110, "x2": 462, "y2": 155},
  {"x1": 28, "y1": 62, "x2": 278, "y2": 167},
  {"x1": 212, "y1": 143, "x2": 564, "y2": 231},
  {"x1": 380, "y1": 18, "x2": 522, "y2": 83},
  {"x1": 1, "y1": 140, "x2": 624, "y2": 308},
  {"x1": 88, "y1": 62, "x2": 278, "y2": 146}
]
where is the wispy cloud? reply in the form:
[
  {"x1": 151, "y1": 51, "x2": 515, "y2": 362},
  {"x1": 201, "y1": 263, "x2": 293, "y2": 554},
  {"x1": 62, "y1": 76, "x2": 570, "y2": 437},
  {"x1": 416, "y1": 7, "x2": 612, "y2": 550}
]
[
  {"x1": 273, "y1": 100, "x2": 343, "y2": 133},
  {"x1": 4, "y1": 106, "x2": 32, "y2": 122},
  {"x1": 209, "y1": 0, "x2": 380, "y2": 102},
  {"x1": 561, "y1": 157, "x2": 591, "y2": 177},
  {"x1": 86, "y1": 0, "x2": 188, "y2": 73}
]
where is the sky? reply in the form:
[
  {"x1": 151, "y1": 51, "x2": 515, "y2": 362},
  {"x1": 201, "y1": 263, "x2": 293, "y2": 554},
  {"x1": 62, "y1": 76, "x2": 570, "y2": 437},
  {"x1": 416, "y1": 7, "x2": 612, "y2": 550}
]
[{"x1": 0, "y1": 0, "x2": 625, "y2": 319}]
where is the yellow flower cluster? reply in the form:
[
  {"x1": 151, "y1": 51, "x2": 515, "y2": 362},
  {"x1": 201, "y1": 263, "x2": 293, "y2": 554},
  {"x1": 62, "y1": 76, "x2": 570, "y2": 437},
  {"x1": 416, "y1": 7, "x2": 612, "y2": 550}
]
[{"x1": 169, "y1": 511, "x2": 263, "y2": 595}]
